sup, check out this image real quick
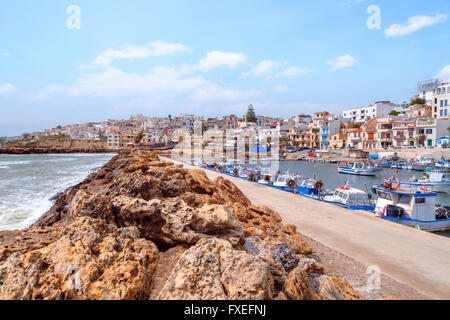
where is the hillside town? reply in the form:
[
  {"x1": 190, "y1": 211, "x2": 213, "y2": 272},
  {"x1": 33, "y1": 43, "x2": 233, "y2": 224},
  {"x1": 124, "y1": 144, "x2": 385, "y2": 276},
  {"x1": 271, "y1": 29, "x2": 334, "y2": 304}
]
[{"x1": 1, "y1": 79, "x2": 449, "y2": 155}]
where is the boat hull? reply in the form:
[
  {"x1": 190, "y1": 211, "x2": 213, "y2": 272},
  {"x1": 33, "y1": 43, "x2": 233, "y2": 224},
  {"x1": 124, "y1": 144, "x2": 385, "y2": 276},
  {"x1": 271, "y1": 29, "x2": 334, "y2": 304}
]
[
  {"x1": 379, "y1": 215, "x2": 450, "y2": 231},
  {"x1": 338, "y1": 167, "x2": 378, "y2": 176}
]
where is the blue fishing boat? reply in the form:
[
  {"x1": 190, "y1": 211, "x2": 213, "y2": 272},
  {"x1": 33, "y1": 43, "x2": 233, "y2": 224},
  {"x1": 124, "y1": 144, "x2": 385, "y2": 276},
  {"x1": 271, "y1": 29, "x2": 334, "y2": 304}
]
[{"x1": 338, "y1": 161, "x2": 382, "y2": 176}]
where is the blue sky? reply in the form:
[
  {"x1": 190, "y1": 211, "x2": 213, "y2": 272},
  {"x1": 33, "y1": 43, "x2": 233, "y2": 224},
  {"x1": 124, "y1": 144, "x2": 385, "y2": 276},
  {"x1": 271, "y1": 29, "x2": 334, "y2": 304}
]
[{"x1": 1, "y1": 0, "x2": 449, "y2": 136}]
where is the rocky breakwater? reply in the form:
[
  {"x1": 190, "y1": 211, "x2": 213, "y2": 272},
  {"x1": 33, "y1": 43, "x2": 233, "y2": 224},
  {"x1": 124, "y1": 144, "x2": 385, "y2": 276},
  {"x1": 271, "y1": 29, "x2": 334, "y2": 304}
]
[{"x1": 0, "y1": 150, "x2": 363, "y2": 300}]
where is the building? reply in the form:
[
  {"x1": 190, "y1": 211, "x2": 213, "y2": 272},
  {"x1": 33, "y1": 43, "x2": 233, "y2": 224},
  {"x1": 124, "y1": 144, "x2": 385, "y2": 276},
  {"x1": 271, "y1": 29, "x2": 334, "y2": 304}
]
[
  {"x1": 315, "y1": 114, "x2": 341, "y2": 150},
  {"x1": 392, "y1": 119, "x2": 416, "y2": 148},
  {"x1": 107, "y1": 131, "x2": 121, "y2": 150},
  {"x1": 376, "y1": 119, "x2": 393, "y2": 149},
  {"x1": 432, "y1": 83, "x2": 450, "y2": 119},
  {"x1": 330, "y1": 133, "x2": 347, "y2": 149},
  {"x1": 342, "y1": 101, "x2": 398, "y2": 123},
  {"x1": 417, "y1": 79, "x2": 445, "y2": 105},
  {"x1": 415, "y1": 118, "x2": 449, "y2": 147}
]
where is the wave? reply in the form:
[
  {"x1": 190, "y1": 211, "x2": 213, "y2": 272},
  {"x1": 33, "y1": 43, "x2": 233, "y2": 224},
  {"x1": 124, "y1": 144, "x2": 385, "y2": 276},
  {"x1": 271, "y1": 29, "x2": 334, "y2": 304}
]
[{"x1": 0, "y1": 160, "x2": 31, "y2": 166}]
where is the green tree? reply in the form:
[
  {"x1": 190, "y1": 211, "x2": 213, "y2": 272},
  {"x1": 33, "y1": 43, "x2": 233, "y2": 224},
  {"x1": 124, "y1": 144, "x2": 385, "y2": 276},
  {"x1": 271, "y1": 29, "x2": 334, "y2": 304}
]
[
  {"x1": 246, "y1": 104, "x2": 257, "y2": 123},
  {"x1": 389, "y1": 110, "x2": 400, "y2": 116},
  {"x1": 410, "y1": 97, "x2": 426, "y2": 106},
  {"x1": 416, "y1": 134, "x2": 426, "y2": 147}
]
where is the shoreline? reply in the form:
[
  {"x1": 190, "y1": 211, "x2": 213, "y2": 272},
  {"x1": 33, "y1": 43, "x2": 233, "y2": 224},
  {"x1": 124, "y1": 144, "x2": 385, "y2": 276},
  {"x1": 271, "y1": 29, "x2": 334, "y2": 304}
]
[
  {"x1": 0, "y1": 150, "x2": 372, "y2": 300},
  {"x1": 163, "y1": 156, "x2": 450, "y2": 299}
]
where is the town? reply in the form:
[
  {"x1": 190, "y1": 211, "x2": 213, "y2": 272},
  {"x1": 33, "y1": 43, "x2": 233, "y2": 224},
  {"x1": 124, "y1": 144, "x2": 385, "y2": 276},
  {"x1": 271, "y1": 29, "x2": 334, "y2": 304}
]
[{"x1": 1, "y1": 79, "x2": 449, "y2": 158}]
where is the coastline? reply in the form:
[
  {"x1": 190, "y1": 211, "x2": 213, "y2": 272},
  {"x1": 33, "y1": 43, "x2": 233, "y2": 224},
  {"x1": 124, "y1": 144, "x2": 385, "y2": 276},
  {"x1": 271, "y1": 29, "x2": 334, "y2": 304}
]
[
  {"x1": 163, "y1": 156, "x2": 450, "y2": 299},
  {"x1": 0, "y1": 149, "x2": 370, "y2": 300}
]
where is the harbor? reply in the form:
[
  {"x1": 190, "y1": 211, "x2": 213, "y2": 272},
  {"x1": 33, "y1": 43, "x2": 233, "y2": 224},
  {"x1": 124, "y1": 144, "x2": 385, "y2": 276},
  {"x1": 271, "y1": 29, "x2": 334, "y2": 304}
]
[{"x1": 163, "y1": 156, "x2": 450, "y2": 299}]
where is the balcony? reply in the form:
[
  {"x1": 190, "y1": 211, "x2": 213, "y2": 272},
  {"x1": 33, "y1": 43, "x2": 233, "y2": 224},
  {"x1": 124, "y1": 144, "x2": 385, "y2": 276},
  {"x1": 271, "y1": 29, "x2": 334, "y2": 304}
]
[{"x1": 394, "y1": 135, "x2": 406, "y2": 141}]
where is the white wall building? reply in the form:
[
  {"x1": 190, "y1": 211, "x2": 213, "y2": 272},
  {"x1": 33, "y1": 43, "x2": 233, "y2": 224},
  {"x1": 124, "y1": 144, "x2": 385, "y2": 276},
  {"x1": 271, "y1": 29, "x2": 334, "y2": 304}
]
[
  {"x1": 431, "y1": 83, "x2": 450, "y2": 119},
  {"x1": 342, "y1": 101, "x2": 398, "y2": 123},
  {"x1": 417, "y1": 79, "x2": 446, "y2": 105}
]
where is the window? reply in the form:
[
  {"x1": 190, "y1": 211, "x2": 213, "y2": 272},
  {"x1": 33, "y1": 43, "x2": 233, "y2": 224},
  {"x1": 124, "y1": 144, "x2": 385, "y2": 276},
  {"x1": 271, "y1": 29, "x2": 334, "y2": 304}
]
[
  {"x1": 398, "y1": 195, "x2": 411, "y2": 205},
  {"x1": 415, "y1": 198, "x2": 426, "y2": 204},
  {"x1": 441, "y1": 100, "x2": 444, "y2": 107},
  {"x1": 377, "y1": 191, "x2": 392, "y2": 200},
  {"x1": 426, "y1": 129, "x2": 432, "y2": 134}
]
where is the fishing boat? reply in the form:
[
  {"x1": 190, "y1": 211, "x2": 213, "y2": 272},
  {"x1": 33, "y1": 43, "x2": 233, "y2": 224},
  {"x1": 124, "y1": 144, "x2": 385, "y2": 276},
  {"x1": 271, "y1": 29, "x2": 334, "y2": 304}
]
[
  {"x1": 323, "y1": 185, "x2": 375, "y2": 211},
  {"x1": 371, "y1": 177, "x2": 450, "y2": 231},
  {"x1": 257, "y1": 169, "x2": 276, "y2": 185},
  {"x1": 403, "y1": 169, "x2": 450, "y2": 194},
  {"x1": 413, "y1": 157, "x2": 434, "y2": 171},
  {"x1": 338, "y1": 162, "x2": 382, "y2": 176},
  {"x1": 296, "y1": 177, "x2": 324, "y2": 198},
  {"x1": 272, "y1": 172, "x2": 297, "y2": 191}
]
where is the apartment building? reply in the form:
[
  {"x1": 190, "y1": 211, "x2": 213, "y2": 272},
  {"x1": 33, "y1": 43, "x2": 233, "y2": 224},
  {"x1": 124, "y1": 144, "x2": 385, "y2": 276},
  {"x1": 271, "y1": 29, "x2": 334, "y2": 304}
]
[
  {"x1": 432, "y1": 83, "x2": 450, "y2": 119},
  {"x1": 376, "y1": 119, "x2": 393, "y2": 149},
  {"x1": 415, "y1": 118, "x2": 449, "y2": 147},
  {"x1": 342, "y1": 101, "x2": 398, "y2": 123},
  {"x1": 315, "y1": 114, "x2": 341, "y2": 150},
  {"x1": 107, "y1": 131, "x2": 121, "y2": 150},
  {"x1": 392, "y1": 120, "x2": 416, "y2": 148},
  {"x1": 417, "y1": 79, "x2": 445, "y2": 105}
]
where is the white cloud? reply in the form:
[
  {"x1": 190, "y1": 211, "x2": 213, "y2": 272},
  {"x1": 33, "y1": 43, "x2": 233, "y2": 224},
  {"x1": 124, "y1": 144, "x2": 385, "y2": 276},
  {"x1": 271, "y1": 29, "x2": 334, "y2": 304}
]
[
  {"x1": 2, "y1": 52, "x2": 8, "y2": 57},
  {"x1": 0, "y1": 84, "x2": 16, "y2": 95},
  {"x1": 35, "y1": 67, "x2": 261, "y2": 104},
  {"x1": 437, "y1": 65, "x2": 450, "y2": 81},
  {"x1": 328, "y1": 55, "x2": 357, "y2": 71},
  {"x1": 82, "y1": 41, "x2": 188, "y2": 68},
  {"x1": 243, "y1": 60, "x2": 282, "y2": 77},
  {"x1": 243, "y1": 61, "x2": 311, "y2": 78},
  {"x1": 275, "y1": 66, "x2": 312, "y2": 77},
  {"x1": 385, "y1": 14, "x2": 448, "y2": 37},
  {"x1": 196, "y1": 51, "x2": 246, "y2": 72},
  {"x1": 274, "y1": 85, "x2": 288, "y2": 92}
]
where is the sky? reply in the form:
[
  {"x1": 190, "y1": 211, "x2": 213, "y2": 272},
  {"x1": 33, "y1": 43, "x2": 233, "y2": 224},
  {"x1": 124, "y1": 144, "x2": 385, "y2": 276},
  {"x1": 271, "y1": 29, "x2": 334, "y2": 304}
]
[{"x1": 1, "y1": 0, "x2": 450, "y2": 136}]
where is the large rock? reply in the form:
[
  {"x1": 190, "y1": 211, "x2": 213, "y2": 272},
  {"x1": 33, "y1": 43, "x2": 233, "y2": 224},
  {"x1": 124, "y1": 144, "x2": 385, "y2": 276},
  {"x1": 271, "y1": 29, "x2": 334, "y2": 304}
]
[
  {"x1": 284, "y1": 266, "x2": 316, "y2": 300},
  {"x1": 318, "y1": 276, "x2": 362, "y2": 300},
  {"x1": 0, "y1": 217, "x2": 159, "y2": 300},
  {"x1": 158, "y1": 238, "x2": 274, "y2": 300},
  {"x1": 112, "y1": 197, "x2": 244, "y2": 247}
]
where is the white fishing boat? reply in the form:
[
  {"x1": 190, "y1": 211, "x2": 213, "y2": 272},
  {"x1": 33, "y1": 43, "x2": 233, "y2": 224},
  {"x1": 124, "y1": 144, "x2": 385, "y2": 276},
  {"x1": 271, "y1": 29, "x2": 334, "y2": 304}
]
[
  {"x1": 257, "y1": 169, "x2": 276, "y2": 185},
  {"x1": 338, "y1": 162, "x2": 382, "y2": 176},
  {"x1": 323, "y1": 185, "x2": 375, "y2": 211},
  {"x1": 272, "y1": 172, "x2": 296, "y2": 190},
  {"x1": 403, "y1": 170, "x2": 450, "y2": 194},
  {"x1": 371, "y1": 177, "x2": 450, "y2": 231}
]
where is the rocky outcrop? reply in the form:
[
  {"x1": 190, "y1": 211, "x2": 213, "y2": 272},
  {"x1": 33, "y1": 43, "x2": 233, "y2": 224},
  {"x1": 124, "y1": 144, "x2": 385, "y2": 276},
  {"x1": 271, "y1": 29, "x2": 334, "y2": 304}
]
[
  {"x1": 0, "y1": 217, "x2": 158, "y2": 300},
  {"x1": 317, "y1": 276, "x2": 362, "y2": 300},
  {"x1": 0, "y1": 149, "x2": 363, "y2": 300},
  {"x1": 158, "y1": 238, "x2": 274, "y2": 300}
]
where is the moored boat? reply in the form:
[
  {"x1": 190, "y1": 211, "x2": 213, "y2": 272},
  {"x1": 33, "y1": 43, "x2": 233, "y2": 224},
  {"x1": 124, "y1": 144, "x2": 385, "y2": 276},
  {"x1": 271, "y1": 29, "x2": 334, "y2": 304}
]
[
  {"x1": 338, "y1": 161, "x2": 382, "y2": 176},
  {"x1": 371, "y1": 177, "x2": 450, "y2": 231},
  {"x1": 323, "y1": 185, "x2": 375, "y2": 211}
]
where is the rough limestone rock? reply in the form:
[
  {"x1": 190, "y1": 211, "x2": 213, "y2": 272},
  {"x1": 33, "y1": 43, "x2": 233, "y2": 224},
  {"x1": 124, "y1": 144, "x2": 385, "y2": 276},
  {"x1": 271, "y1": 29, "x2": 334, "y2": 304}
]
[
  {"x1": 0, "y1": 217, "x2": 159, "y2": 300},
  {"x1": 318, "y1": 276, "x2": 362, "y2": 300},
  {"x1": 243, "y1": 236, "x2": 299, "y2": 271},
  {"x1": 111, "y1": 196, "x2": 244, "y2": 247},
  {"x1": 284, "y1": 266, "x2": 316, "y2": 300},
  {"x1": 158, "y1": 238, "x2": 274, "y2": 300}
]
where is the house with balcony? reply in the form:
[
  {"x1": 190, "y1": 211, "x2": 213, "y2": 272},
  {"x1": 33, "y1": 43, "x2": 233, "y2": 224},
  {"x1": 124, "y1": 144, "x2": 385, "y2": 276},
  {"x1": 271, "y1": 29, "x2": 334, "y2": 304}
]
[
  {"x1": 316, "y1": 115, "x2": 341, "y2": 150},
  {"x1": 392, "y1": 120, "x2": 416, "y2": 147},
  {"x1": 376, "y1": 119, "x2": 393, "y2": 149},
  {"x1": 432, "y1": 83, "x2": 450, "y2": 120},
  {"x1": 415, "y1": 118, "x2": 449, "y2": 147}
]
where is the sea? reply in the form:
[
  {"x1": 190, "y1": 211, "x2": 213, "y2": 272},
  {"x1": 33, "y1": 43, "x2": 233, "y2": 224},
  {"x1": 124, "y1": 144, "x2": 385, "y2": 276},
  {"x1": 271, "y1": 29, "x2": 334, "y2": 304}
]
[
  {"x1": 0, "y1": 154, "x2": 448, "y2": 238},
  {"x1": 0, "y1": 153, "x2": 116, "y2": 231}
]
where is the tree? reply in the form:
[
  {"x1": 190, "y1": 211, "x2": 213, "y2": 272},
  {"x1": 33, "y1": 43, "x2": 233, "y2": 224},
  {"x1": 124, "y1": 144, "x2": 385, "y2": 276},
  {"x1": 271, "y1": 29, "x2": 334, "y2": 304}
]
[
  {"x1": 416, "y1": 134, "x2": 426, "y2": 147},
  {"x1": 389, "y1": 110, "x2": 400, "y2": 116},
  {"x1": 246, "y1": 104, "x2": 257, "y2": 123},
  {"x1": 410, "y1": 97, "x2": 426, "y2": 106}
]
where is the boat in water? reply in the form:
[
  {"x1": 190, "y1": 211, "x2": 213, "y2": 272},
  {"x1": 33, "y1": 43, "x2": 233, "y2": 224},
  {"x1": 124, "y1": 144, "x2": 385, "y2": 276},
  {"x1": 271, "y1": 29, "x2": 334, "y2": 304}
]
[
  {"x1": 371, "y1": 177, "x2": 450, "y2": 231},
  {"x1": 338, "y1": 161, "x2": 382, "y2": 176},
  {"x1": 323, "y1": 185, "x2": 375, "y2": 211},
  {"x1": 403, "y1": 169, "x2": 450, "y2": 194}
]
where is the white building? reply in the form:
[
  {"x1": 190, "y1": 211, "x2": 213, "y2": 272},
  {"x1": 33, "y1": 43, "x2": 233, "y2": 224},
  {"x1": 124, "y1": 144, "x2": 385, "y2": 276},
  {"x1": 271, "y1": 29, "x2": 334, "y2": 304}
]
[
  {"x1": 342, "y1": 101, "x2": 398, "y2": 123},
  {"x1": 431, "y1": 83, "x2": 450, "y2": 119},
  {"x1": 317, "y1": 115, "x2": 342, "y2": 150},
  {"x1": 415, "y1": 118, "x2": 449, "y2": 147},
  {"x1": 417, "y1": 79, "x2": 446, "y2": 105}
]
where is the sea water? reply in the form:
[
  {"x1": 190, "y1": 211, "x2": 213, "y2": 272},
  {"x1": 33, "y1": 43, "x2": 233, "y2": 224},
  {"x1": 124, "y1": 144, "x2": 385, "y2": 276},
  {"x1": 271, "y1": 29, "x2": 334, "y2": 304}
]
[{"x1": 0, "y1": 153, "x2": 116, "y2": 231}]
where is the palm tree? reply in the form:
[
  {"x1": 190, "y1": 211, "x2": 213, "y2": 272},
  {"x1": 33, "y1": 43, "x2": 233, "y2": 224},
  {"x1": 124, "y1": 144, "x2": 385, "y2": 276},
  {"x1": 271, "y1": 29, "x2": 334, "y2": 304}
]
[{"x1": 416, "y1": 134, "x2": 426, "y2": 147}]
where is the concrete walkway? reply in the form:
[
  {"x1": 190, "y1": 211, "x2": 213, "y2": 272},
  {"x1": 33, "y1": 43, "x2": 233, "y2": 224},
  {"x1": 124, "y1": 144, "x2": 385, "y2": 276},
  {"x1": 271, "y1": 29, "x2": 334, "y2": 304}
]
[{"x1": 163, "y1": 157, "x2": 450, "y2": 299}]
